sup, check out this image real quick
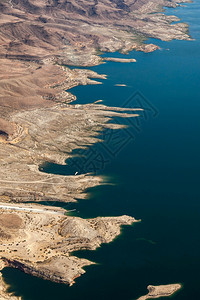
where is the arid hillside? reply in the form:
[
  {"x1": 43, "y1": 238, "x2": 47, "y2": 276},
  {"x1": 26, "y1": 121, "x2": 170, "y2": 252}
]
[
  {"x1": 0, "y1": 0, "x2": 190, "y2": 136},
  {"x1": 0, "y1": 0, "x2": 190, "y2": 62}
]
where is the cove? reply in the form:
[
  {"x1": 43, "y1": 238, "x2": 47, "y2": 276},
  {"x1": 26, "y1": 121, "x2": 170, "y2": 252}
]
[{"x1": 2, "y1": 2, "x2": 200, "y2": 299}]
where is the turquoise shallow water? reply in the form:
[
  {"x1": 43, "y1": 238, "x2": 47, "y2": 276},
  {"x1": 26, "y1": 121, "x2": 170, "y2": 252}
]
[{"x1": 3, "y1": 2, "x2": 200, "y2": 299}]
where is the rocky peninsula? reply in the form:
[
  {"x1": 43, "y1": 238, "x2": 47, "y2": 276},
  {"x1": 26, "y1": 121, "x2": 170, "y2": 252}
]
[{"x1": 0, "y1": 0, "x2": 191, "y2": 298}]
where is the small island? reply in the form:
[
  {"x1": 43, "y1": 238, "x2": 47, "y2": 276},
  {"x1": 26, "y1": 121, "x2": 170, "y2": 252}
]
[
  {"x1": 104, "y1": 57, "x2": 136, "y2": 63},
  {"x1": 137, "y1": 284, "x2": 182, "y2": 300}
]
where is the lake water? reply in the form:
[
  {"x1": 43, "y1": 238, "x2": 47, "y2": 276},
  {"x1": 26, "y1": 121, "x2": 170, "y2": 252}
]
[{"x1": 3, "y1": 1, "x2": 200, "y2": 299}]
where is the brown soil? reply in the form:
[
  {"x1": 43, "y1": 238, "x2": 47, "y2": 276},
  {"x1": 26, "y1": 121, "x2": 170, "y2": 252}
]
[{"x1": 0, "y1": 213, "x2": 22, "y2": 229}]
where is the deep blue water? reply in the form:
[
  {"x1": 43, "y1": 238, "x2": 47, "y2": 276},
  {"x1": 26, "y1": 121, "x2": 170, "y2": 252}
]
[{"x1": 2, "y1": 2, "x2": 200, "y2": 299}]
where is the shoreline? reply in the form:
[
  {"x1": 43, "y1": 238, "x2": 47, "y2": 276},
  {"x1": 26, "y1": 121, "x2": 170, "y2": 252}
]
[{"x1": 0, "y1": 0, "x2": 192, "y2": 298}]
